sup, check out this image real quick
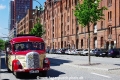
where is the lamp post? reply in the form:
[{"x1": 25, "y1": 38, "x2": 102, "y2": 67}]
[
  {"x1": 11, "y1": 20, "x2": 17, "y2": 37},
  {"x1": 0, "y1": 28, "x2": 9, "y2": 40},
  {"x1": 12, "y1": 15, "x2": 19, "y2": 37},
  {"x1": 33, "y1": 0, "x2": 43, "y2": 17}
]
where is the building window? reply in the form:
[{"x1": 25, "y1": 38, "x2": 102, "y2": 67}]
[
  {"x1": 72, "y1": 29, "x2": 73, "y2": 34},
  {"x1": 81, "y1": 39, "x2": 83, "y2": 48},
  {"x1": 110, "y1": 11, "x2": 112, "y2": 21},
  {"x1": 101, "y1": 21, "x2": 103, "y2": 29},
  {"x1": 67, "y1": 25, "x2": 69, "y2": 30},
  {"x1": 75, "y1": 0, "x2": 78, "y2": 5},
  {"x1": 93, "y1": 23, "x2": 97, "y2": 33},
  {"x1": 76, "y1": 19, "x2": 78, "y2": 25},
  {"x1": 108, "y1": 11, "x2": 112, "y2": 21},
  {"x1": 72, "y1": 0, "x2": 74, "y2": 5},
  {"x1": 101, "y1": 37, "x2": 103, "y2": 47},
  {"x1": 67, "y1": 16, "x2": 69, "y2": 22},
  {"x1": 107, "y1": 0, "x2": 112, "y2": 7}
]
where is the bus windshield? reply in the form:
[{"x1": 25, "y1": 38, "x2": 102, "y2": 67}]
[{"x1": 14, "y1": 42, "x2": 45, "y2": 51}]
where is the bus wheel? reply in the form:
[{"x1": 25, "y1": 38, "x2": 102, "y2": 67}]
[
  {"x1": 42, "y1": 71, "x2": 47, "y2": 77},
  {"x1": 7, "y1": 68, "x2": 11, "y2": 72},
  {"x1": 12, "y1": 66, "x2": 20, "y2": 78}
]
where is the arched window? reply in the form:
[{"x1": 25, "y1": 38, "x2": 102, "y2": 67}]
[
  {"x1": 81, "y1": 39, "x2": 83, "y2": 48},
  {"x1": 101, "y1": 37, "x2": 103, "y2": 48}
]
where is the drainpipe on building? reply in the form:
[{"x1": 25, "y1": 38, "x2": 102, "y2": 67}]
[
  {"x1": 115, "y1": 0, "x2": 117, "y2": 48},
  {"x1": 51, "y1": 1, "x2": 54, "y2": 49}
]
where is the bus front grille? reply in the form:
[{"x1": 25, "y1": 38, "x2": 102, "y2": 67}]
[{"x1": 26, "y1": 52, "x2": 40, "y2": 69}]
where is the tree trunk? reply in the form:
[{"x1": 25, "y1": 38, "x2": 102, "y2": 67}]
[{"x1": 87, "y1": 24, "x2": 91, "y2": 65}]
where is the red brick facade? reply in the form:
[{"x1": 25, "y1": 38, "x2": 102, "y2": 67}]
[{"x1": 43, "y1": 0, "x2": 120, "y2": 50}]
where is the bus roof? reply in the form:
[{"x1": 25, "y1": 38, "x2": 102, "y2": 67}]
[{"x1": 10, "y1": 36, "x2": 44, "y2": 44}]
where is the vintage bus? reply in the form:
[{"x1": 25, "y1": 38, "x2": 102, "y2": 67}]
[{"x1": 5, "y1": 34, "x2": 50, "y2": 78}]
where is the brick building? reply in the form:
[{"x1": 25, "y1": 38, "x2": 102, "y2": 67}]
[
  {"x1": 17, "y1": 9, "x2": 33, "y2": 34},
  {"x1": 17, "y1": 0, "x2": 120, "y2": 50},
  {"x1": 43, "y1": 0, "x2": 120, "y2": 50},
  {"x1": 44, "y1": 0, "x2": 78, "y2": 49}
]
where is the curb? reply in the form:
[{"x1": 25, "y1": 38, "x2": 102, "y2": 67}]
[
  {"x1": 50, "y1": 61, "x2": 109, "y2": 71},
  {"x1": 63, "y1": 63, "x2": 109, "y2": 71},
  {"x1": 50, "y1": 61, "x2": 120, "y2": 71}
]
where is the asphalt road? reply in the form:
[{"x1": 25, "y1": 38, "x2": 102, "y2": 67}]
[{"x1": 0, "y1": 53, "x2": 120, "y2": 80}]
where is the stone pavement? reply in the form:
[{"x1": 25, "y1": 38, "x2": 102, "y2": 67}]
[
  {"x1": 49, "y1": 57, "x2": 120, "y2": 71},
  {"x1": 63, "y1": 61, "x2": 120, "y2": 71}
]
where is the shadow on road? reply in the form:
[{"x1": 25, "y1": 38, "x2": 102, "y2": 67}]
[
  {"x1": 17, "y1": 68, "x2": 65, "y2": 79},
  {"x1": 47, "y1": 68, "x2": 65, "y2": 77},
  {"x1": 114, "y1": 64, "x2": 120, "y2": 66},
  {"x1": 48, "y1": 58, "x2": 72, "y2": 66}
]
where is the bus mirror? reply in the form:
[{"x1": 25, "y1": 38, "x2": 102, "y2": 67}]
[{"x1": 6, "y1": 47, "x2": 10, "y2": 53}]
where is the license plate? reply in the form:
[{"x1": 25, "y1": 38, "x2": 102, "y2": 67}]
[{"x1": 29, "y1": 70, "x2": 39, "y2": 73}]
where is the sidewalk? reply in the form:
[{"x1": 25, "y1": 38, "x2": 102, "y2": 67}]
[
  {"x1": 63, "y1": 61, "x2": 120, "y2": 71},
  {"x1": 49, "y1": 57, "x2": 120, "y2": 71}
]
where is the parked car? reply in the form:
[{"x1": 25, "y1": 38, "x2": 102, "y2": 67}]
[
  {"x1": 94, "y1": 48, "x2": 102, "y2": 57},
  {"x1": 61, "y1": 48, "x2": 67, "y2": 54},
  {"x1": 76, "y1": 49, "x2": 83, "y2": 55},
  {"x1": 81, "y1": 49, "x2": 89, "y2": 56},
  {"x1": 108, "y1": 48, "x2": 120, "y2": 58},
  {"x1": 65, "y1": 49, "x2": 71, "y2": 54},
  {"x1": 90, "y1": 49, "x2": 95, "y2": 56},
  {"x1": 49, "y1": 49, "x2": 56, "y2": 54},
  {"x1": 81, "y1": 49, "x2": 94, "y2": 56},
  {"x1": 56, "y1": 49, "x2": 62, "y2": 54},
  {"x1": 99, "y1": 49, "x2": 108, "y2": 57},
  {"x1": 65, "y1": 49, "x2": 78, "y2": 55},
  {"x1": 70, "y1": 49, "x2": 78, "y2": 55}
]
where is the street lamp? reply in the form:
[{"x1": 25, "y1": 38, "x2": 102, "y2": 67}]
[
  {"x1": 33, "y1": 0, "x2": 43, "y2": 16},
  {"x1": 11, "y1": 20, "x2": 17, "y2": 37},
  {"x1": 11, "y1": 15, "x2": 19, "y2": 37}
]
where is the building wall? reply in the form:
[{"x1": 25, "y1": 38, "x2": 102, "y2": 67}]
[
  {"x1": 42, "y1": 0, "x2": 120, "y2": 50},
  {"x1": 17, "y1": 9, "x2": 33, "y2": 34},
  {"x1": 9, "y1": 1, "x2": 14, "y2": 31},
  {"x1": 14, "y1": 0, "x2": 32, "y2": 22}
]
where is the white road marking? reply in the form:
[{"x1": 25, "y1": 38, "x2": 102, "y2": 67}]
[{"x1": 91, "y1": 72, "x2": 111, "y2": 78}]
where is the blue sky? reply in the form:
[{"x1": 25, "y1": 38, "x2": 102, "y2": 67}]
[{"x1": 0, "y1": 0, "x2": 45, "y2": 39}]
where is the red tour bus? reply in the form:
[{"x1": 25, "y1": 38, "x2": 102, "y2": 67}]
[{"x1": 5, "y1": 34, "x2": 50, "y2": 78}]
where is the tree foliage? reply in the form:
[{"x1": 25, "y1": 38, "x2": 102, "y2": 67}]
[
  {"x1": 30, "y1": 18, "x2": 45, "y2": 37},
  {"x1": 74, "y1": 0, "x2": 107, "y2": 65},
  {"x1": 74, "y1": 0, "x2": 107, "y2": 27},
  {"x1": 0, "y1": 39, "x2": 5, "y2": 50}
]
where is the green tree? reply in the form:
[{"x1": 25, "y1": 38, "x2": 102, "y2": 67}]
[
  {"x1": 30, "y1": 18, "x2": 45, "y2": 37},
  {"x1": 0, "y1": 39, "x2": 5, "y2": 50},
  {"x1": 74, "y1": 0, "x2": 107, "y2": 65}
]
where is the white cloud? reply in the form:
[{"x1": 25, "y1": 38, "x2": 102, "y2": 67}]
[{"x1": 0, "y1": 4, "x2": 6, "y2": 10}]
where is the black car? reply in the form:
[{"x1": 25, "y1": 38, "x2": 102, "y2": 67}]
[
  {"x1": 94, "y1": 48, "x2": 101, "y2": 57},
  {"x1": 108, "y1": 48, "x2": 120, "y2": 58},
  {"x1": 99, "y1": 49, "x2": 108, "y2": 57},
  {"x1": 61, "y1": 48, "x2": 67, "y2": 54}
]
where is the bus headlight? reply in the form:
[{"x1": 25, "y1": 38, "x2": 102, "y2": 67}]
[{"x1": 44, "y1": 59, "x2": 48, "y2": 63}]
